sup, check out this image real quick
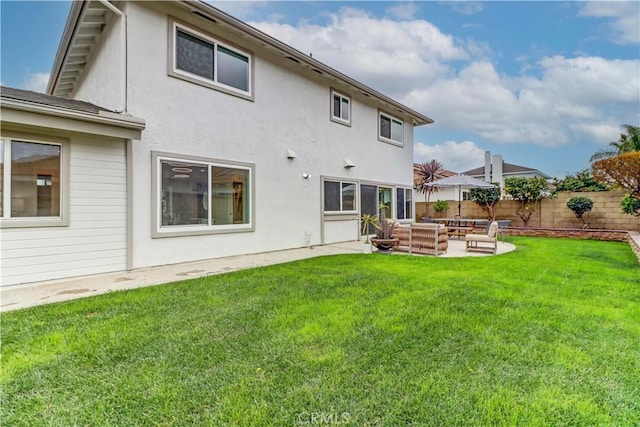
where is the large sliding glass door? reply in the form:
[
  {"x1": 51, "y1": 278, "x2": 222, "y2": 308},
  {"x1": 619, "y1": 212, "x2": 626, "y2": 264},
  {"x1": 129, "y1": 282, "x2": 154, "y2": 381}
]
[
  {"x1": 360, "y1": 184, "x2": 396, "y2": 236},
  {"x1": 360, "y1": 185, "x2": 377, "y2": 235}
]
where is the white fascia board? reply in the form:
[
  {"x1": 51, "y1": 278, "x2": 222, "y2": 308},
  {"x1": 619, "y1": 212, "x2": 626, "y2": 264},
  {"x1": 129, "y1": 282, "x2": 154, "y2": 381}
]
[
  {"x1": 1, "y1": 101, "x2": 145, "y2": 140},
  {"x1": 1, "y1": 98, "x2": 145, "y2": 130}
]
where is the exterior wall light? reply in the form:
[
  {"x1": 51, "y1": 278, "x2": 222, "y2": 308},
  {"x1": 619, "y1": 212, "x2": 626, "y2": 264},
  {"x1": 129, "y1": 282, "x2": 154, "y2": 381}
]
[{"x1": 343, "y1": 158, "x2": 356, "y2": 168}]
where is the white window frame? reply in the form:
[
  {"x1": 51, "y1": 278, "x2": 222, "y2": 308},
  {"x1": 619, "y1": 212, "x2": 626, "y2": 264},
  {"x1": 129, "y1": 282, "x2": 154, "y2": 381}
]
[
  {"x1": 378, "y1": 111, "x2": 404, "y2": 146},
  {"x1": 0, "y1": 136, "x2": 69, "y2": 228},
  {"x1": 330, "y1": 89, "x2": 351, "y2": 126},
  {"x1": 323, "y1": 179, "x2": 358, "y2": 214},
  {"x1": 152, "y1": 152, "x2": 255, "y2": 238},
  {"x1": 396, "y1": 187, "x2": 413, "y2": 221},
  {"x1": 169, "y1": 21, "x2": 253, "y2": 100}
]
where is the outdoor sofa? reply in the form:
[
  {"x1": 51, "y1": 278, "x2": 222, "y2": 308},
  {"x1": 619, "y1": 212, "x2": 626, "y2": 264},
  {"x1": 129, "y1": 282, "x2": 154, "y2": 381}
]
[{"x1": 393, "y1": 223, "x2": 448, "y2": 256}]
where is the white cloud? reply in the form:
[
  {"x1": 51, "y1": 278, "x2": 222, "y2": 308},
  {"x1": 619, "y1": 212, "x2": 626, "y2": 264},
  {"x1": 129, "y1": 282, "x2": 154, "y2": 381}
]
[
  {"x1": 210, "y1": 1, "x2": 270, "y2": 20},
  {"x1": 22, "y1": 72, "x2": 49, "y2": 93},
  {"x1": 569, "y1": 122, "x2": 625, "y2": 145},
  {"x1": 386, "y1": 2, "x2": 420, "y2": 20},
  {"x1": 249, "y1": 7, "x2": 638, "y2": 151},
  {"x1": 579, "y1": 1, "x2": 640, "y2": 44},
  {"x1": 249, "y1": 7, "x2": 468, "y2": 98},
  {"x1": 450, "y1": 2, "x2": 485, "y2": 16},
  {"x1": 463, "y1": 38, "x2": 493, "y2": 59},
  {"x1": 405, "y1": 56, "x2": 639, "y2": 147},
  {"x1": 414, "y1": 140, "x2": 485, "y2": 172},
  {"x1": 533, "y1": 55, "x2": 639, "y2": 105}
]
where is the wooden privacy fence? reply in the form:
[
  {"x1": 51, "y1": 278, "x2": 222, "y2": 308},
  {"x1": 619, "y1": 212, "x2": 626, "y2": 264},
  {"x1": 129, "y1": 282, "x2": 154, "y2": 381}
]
[{"x1": 417, "y1": 191, "x2": 639, "y2": 232}]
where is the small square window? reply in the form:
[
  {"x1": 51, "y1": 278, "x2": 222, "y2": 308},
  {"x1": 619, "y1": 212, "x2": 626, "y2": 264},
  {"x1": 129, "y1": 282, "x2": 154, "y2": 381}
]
[
  {"x1": 379, "y1": 112, "x2": 403, "y2": 146},
  {"x1": 331, "y1": 90, "x2": 351, "y2": 126}
]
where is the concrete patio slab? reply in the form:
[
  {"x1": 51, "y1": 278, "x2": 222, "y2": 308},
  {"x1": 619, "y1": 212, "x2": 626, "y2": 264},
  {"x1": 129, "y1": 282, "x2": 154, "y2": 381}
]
[{"x1": 1, "y1": 239, "x2": 516, "y2": 312}]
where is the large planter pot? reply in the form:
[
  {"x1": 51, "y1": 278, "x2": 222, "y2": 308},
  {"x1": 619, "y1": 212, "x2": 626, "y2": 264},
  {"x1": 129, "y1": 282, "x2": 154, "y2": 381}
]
[{"x1": 371, "y1": 238, "x2": 399, "y2": 251}]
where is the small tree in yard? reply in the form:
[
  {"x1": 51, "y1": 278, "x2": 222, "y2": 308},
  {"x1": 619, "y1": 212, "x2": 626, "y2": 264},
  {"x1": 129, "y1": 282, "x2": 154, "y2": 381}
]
[
  {"x1": 592, "y1": 152, "x2": 640, "y2": 218},
  {"x1": 414, "y1": 160, "x2": 446, "y2": 216},
  {"x1": 566, "y1": 196, "x2": 594, "y2": 228},
  {"x1": 503, "y1": 176, "x2": 548, "y2": 227},
  {"x1": 469, "y1": 185, "x2": 501, "y2": 221}
]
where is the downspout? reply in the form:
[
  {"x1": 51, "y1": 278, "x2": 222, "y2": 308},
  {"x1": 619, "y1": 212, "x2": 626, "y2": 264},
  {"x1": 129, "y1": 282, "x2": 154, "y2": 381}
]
[{"x1": 97, "y1": 0, "x2": 127, "y2": 113}]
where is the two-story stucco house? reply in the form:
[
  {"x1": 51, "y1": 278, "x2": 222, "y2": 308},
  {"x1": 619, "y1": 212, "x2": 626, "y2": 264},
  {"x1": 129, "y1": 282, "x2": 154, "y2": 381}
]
[{"x1": 0, "y1": 0, "x2": 432, "y2": 287}]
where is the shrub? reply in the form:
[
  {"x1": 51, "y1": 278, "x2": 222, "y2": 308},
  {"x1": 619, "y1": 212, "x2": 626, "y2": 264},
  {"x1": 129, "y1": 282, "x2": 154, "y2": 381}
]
[
  {"x1": 566, "y1": 196, "x2": 594, "y2": 228},
  {"x1": 621, "y1": 195, "x2": 640, "y2": 217},
  {"x1": 433, "y1": 200, "x2": 449, "y2": 215},
  {"x1": 552, "y1": 169, "x2": 608, "y2": 194}
]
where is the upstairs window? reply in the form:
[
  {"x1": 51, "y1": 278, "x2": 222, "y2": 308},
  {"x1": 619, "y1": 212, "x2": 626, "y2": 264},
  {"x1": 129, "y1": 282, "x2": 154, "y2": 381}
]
[
  {"x1": 331, "y1": 90, "x2": 351, "y2": 126},
  {"x1": 379, "y1": 111, "x2": 403, "y2": 146},
  {"x1": 172, "y1": 22, "x2": 252, "y2": 98}
]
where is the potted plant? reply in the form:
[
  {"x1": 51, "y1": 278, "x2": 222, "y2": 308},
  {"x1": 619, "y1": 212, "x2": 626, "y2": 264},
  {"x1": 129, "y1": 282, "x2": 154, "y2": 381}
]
[
  {"x1": 433, "y1": 200, "x2": 449, "y2": 218},
  {"x1": 360, "y1": 214, "x2": 378, "y2": 254},
  {"x1": 370, "y1": 216, "x2": 399, "y2": 251}
]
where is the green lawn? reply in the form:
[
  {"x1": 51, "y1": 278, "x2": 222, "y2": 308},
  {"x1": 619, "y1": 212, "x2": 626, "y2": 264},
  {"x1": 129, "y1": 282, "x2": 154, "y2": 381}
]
[{"x1": 2, "y1": 237, "x2": 639, "y2": 426}]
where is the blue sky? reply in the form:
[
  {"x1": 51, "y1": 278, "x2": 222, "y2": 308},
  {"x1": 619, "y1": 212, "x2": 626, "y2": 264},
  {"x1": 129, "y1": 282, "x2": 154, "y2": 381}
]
[{"x1": 1, "y1": 1, "x2": 639, "y2": 178}]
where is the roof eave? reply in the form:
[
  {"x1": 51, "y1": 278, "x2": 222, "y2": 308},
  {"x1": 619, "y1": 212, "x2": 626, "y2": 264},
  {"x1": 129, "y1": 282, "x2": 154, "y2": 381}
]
[
  {"x1": 47, "y1": 1, "x2": 86, "y2": 95},
  {"x1": 1, "y1": 98, "x2": 146, "y2": 130}
]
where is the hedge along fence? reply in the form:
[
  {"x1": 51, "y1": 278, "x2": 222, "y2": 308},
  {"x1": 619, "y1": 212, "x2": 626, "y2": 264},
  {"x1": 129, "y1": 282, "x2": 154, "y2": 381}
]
[{"x1": 417, "y1": 190, "x2": 640, "y2": 232}]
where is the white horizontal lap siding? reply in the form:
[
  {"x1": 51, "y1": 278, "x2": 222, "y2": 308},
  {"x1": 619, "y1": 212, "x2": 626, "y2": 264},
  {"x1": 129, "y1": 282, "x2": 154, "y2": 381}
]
[{"x1": 0, "y1": 139, "x2": 127, "y2": 286}]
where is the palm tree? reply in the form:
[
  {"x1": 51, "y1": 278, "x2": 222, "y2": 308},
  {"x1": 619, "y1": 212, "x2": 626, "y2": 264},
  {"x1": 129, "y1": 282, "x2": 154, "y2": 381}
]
[
  {"x1": 590, "y1": 124, "x2": 640, "y2": 162},
  {"x1": 414, "y1": 160, "x2": 446, "y2": 215}
]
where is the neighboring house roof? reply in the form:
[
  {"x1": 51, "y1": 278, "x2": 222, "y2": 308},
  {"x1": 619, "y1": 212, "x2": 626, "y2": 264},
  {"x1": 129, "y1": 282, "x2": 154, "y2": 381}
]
[
  {"x1": 1, "y1": 86, "x2": 145, "y2": 132},
  {"x1": 47, "y1": 0, "x2": 434, "y2": 126},
  {"x1": 463, "y1": 162, "x2": 551, "y2": 179}
]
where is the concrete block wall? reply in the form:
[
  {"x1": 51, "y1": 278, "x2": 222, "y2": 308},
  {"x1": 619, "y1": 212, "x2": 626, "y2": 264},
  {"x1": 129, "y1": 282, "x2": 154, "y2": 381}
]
[{"x1": 417, "y1": 191, "x2": 639, "y2": 232}]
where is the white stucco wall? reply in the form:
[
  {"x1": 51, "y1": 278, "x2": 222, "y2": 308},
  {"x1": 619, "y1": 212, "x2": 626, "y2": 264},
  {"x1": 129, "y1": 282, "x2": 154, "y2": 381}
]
[
  {"x1": 73, "y1": 2, "x2": 418, "y2": 269},
  {"x1": 1, "y1": 137, "x2": 127, "y2": 286}
]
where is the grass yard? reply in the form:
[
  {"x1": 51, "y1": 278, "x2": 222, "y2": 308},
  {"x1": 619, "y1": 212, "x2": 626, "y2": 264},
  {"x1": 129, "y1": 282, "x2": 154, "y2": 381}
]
[{"x1": 2, "y1": 237, "x2": 639, "y2": 426}]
